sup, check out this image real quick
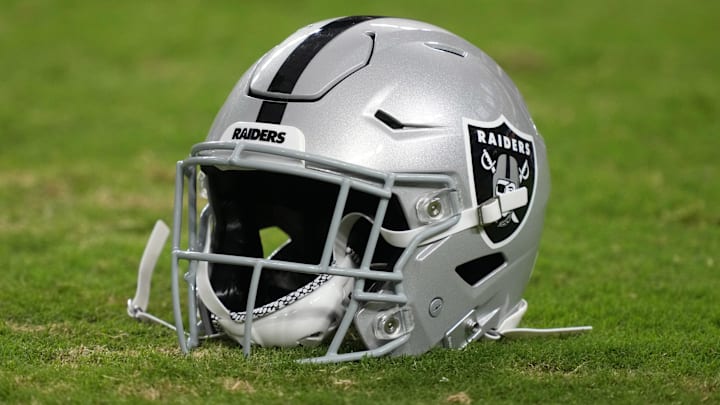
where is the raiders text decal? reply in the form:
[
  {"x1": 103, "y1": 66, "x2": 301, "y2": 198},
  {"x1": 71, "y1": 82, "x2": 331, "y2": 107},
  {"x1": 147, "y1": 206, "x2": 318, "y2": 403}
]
[
  {"x1": 220, "y1": 121, "x2": 306, "y2": 152},
  {"x1": 463, "y1": 117, "x2": 536, "y2": 244}
]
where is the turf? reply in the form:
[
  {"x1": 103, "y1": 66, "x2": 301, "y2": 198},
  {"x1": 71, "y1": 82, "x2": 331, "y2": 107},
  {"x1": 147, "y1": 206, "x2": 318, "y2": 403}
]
[{"x1": 1, "y1": 0, "x2": 718, "y2": 403}]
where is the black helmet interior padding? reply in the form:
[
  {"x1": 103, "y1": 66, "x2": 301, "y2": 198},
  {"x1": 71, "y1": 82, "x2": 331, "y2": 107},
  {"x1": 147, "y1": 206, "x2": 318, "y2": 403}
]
[{"x1": 202, "y1": 166, "x2": 407, "y2": 313}]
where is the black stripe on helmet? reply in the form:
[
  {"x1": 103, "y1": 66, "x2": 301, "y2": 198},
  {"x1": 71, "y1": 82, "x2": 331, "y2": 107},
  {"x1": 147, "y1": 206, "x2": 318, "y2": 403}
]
[
  {"x1": 256, "y1": 16, "x2": 378, "y2": 124},
  {"x1": 256, "y1": 101, "x2": 288, "y2": 124}
]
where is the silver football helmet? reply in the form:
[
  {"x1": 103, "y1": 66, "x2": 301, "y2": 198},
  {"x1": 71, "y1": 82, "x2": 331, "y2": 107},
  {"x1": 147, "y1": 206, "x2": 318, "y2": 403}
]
[{"x1": 128, "y1": 16, "x2": 589, "y2": 363}]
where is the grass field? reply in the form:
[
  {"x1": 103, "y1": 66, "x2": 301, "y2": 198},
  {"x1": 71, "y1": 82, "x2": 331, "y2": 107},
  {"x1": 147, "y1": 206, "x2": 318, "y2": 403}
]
[{"x1": 1, "y1": 0, "x2": 718, "y2": 403}]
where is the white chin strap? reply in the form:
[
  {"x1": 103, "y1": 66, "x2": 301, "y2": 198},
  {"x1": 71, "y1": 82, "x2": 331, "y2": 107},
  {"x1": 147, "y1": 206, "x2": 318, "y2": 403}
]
[
  {"x1": 380, "y1": 186, "x2": 529, "y2": 248},
  {"x1": 487, "y1": 299, "x2": 592, "y2": 341},
  {"x1": 126, "y1": 220, "x2": 176, "y2": 330}
]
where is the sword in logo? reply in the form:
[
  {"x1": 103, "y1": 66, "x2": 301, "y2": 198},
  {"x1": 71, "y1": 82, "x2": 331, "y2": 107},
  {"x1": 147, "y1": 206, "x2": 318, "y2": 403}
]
[
  {"x1": 481, "y1": 149, "x2": 496, "y2": 173},
  {"x1": 519, "y1": 160, "x2": 530, "y2": 182}
]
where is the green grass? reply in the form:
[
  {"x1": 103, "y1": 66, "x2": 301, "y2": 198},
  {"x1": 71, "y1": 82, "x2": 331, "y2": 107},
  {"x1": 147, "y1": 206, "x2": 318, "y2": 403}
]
[{"x1": 1, "y1": 0, "x2": 719, "y2": 403}]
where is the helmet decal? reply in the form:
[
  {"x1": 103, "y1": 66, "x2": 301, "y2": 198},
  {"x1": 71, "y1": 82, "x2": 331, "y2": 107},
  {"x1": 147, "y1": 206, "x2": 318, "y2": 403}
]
[
  {"x1": 220, "y1": 121, "x2": 306, "y2": 151},
  {"x1": 464, "y1": 117, "x2": 537, "y2": 244},
  {"x1": 256, "y1": 16, "x2": 378, "y2": 124}
]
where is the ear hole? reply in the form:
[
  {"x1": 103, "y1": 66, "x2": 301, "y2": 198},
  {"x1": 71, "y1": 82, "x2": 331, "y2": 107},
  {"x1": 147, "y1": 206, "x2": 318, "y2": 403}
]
[
  {"x1": 455, "y1": 253, "x2": 506, "y2": 286},
  {"x1": 259, "y1": 226, "x2": 290, "y2": 258}
]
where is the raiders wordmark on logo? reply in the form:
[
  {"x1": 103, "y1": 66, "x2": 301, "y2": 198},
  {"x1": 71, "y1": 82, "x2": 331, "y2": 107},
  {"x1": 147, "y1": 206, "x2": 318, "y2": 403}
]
[{"x1": 463, "y1": 117, "x2": 537, "y2": 245}]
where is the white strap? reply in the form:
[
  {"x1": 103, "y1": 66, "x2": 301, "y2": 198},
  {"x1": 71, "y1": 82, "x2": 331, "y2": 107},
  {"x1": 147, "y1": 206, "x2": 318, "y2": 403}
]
[
  {"x1": 482, "y1": 299, "x2": 592, "y2": 341},
  {"x1": 479, "y1": 186, "x2": 528, "y2": 225},
  {"x1": 193, "y1": 216, "x2": 235, "y2": 321},
  {"x1": 126, "y1": 220, "x2": 224, "y2": 340},
  {"x1": 127, "y1": 220, "x2": 170, "y2": 317},
  {"x1": 380, "y1": 207, "x2": 479, "y2": 248},
  {"x1": 494, "y1": 326, "x2": 593, "y2": 340},
  {"x1": 380, "y1": 186, "x2": 528, "y2": 248},
  {"x1": 196, "y1": 256, "x2": 232, "y2": 322}
]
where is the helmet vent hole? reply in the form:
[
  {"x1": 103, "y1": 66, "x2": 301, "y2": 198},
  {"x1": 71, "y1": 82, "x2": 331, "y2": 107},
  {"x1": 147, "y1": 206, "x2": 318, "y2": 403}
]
[
  {"x1": 455, "y1": 253, "x2": 506, "y2": 287},
  {"x1": 374, "y1": 109, "x2": 404, "y2": 130},
  {"x1": 424, "y1": 42, "x2": 467, "y2": 57}
]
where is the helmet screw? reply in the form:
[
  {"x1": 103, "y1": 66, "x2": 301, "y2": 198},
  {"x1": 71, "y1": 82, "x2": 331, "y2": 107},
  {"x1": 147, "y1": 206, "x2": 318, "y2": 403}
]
[
  {"x1": 383, "y1": 316, "x2": 400, "y2": 335},
  {"x1": 465, "y1": 319, "x2": 480, "y2": 334},
  {"x1": 429, "y1": 297, "x2": 444, "y2": 317},
  {"x1": 427, "y1": 199, "x2": 442, "y2": 218}
]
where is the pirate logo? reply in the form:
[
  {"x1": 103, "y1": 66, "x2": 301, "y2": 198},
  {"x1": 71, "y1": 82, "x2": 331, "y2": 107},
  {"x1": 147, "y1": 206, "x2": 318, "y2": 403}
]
[{"x1": 464, "y1": 117, "x2": 536, "y2": 244}]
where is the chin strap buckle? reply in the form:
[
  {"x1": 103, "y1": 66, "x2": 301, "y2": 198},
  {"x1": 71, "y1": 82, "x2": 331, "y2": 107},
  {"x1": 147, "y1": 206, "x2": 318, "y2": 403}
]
[{"x1": 478, "y1": 186, "x2": 528, "y2": 226}]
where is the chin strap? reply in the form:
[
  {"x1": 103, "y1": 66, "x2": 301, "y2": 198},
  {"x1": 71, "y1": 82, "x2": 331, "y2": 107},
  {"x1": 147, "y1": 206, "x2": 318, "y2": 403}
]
[
  {"x1": 478, "y1": 186, "x2": 528, "y2": 225},
  {"x1": 443, "y1": 299, "x2": 592, "y2": 349},
  {"x1": 381, "y1": 187, "x2": 529, "y2": 248},
  {"x1": 126, "y1": 220, "x2": 179, "y2": 331},
  {"x1": 484, "y1": 299, "x2": 592, "y2": 341},
  {"x1": 487, "y1": 325, "x2": 593, "y2": 340}
]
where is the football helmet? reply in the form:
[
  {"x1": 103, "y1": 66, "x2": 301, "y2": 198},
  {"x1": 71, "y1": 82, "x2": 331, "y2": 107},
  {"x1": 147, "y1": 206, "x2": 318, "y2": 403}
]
[{"x1": 128, "y1": 16, "x2": 589, "y2": 363}]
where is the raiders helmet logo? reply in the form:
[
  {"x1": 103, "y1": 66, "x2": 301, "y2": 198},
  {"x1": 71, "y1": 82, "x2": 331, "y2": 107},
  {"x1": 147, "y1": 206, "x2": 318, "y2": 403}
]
[{"x1": 463, "y1": 117, "x2": 537, "y2": 244}]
